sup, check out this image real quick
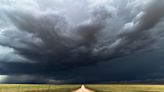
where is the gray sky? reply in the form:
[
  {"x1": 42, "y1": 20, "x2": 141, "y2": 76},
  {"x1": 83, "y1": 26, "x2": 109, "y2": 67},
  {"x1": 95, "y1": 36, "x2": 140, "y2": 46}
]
[{"x1": 0, "y1": 0, "x2": 164, "y2": 83}]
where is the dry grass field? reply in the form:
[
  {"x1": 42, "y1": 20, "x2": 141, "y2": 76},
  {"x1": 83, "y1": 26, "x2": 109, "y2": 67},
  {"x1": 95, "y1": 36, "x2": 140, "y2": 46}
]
[
  {"x1": 86, "y1": 84, "x2": 164, "y2": 92},
  {"x1": 1, "y1": 84, "x2": 164, "y2": 92},
  {"x1": 0, "y1": 84, "x2": 80, "y2": 92}
]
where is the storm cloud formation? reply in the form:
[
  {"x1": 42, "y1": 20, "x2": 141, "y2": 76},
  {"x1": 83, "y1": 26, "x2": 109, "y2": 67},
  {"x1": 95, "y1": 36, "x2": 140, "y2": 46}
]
[{"x1": 0, "y1": 0, "x2": 164, "y2": 83}]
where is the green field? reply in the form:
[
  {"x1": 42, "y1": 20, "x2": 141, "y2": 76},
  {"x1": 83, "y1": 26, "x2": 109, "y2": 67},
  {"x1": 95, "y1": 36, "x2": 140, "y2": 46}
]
[{"x1": 1, "y1": 84, "x2": 164, "y2": 92}]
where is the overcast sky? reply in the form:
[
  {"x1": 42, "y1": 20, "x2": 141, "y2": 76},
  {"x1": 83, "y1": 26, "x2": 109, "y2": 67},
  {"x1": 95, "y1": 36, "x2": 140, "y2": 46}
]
[{"x1": 0, "y1": 0, "x2": 164, "y2": 84}]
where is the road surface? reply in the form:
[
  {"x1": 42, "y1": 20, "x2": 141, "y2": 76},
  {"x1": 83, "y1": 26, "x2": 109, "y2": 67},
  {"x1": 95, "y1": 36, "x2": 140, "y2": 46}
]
[{"x1": 72, "y1": 85, "x2": 94, "y2": 92}]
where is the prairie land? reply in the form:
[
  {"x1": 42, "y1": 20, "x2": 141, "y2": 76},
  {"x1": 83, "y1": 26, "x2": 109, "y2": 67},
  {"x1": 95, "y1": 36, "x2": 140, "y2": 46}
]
[
  {"x1": 0, "y1": 84, "x2": 80, "y2": 92},
  {"x1": 1, "y1": 84, "x2": 164, "y2": 92},
  {"x1": 86, "y1": 84, "x2": 164, "y2": 92}
]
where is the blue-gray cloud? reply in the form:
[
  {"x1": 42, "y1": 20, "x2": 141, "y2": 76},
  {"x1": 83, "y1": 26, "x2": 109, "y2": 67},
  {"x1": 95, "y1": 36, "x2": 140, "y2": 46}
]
[{"x1": 0, "y1": 0, "x2": 164, "y2": 83}]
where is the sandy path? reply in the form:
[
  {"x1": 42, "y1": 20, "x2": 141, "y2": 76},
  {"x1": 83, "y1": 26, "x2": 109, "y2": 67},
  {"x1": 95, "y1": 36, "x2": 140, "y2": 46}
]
[{"x1": 72, "y1": 85, "x2": 94, "y2": 92}]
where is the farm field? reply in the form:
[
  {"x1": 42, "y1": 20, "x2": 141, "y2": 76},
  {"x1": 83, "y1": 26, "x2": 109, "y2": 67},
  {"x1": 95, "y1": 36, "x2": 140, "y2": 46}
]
[
  {"x1": 1, "y1": 84, "x2": 164, "y2": 92},
  {"x1": 0, "y1": 84, "x2": 80, "y2": 92},
  {"x1": 86, "y1": 84, "x2": 164, "y2": 92}
]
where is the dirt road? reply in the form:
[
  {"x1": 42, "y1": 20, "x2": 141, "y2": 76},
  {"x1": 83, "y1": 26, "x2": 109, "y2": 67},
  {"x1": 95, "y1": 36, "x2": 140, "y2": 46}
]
[{"x1": 72, "y1": 85, "x2": 94, "y2": 92}]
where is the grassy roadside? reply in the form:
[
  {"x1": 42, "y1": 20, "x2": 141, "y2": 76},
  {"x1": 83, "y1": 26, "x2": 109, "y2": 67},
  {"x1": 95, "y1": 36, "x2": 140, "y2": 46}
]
[
  {"x1": 0, "y1": 84, "x2": 81, "y2": 92},
  {"x1": 85, "y1": 84, "x2": 164, "y2": 92},
  {"x1": 1, "y1": 84, "x2": 164, "y2": 92}
]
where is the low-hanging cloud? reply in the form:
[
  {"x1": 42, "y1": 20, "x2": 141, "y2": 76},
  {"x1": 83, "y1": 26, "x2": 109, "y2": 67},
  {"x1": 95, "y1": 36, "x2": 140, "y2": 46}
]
[{"x1": 0, "y1": 0, "x2": 164, "y2": 83}]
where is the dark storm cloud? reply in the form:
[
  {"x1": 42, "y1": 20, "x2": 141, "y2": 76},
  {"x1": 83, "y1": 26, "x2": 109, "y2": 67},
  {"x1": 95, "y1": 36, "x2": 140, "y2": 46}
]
[
  {"x1": 0, "y1": 0, "x2": 164, "y2": 83},
  {"x1": 113, "y1": 0, "x2": 164, "y2": 56}
]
